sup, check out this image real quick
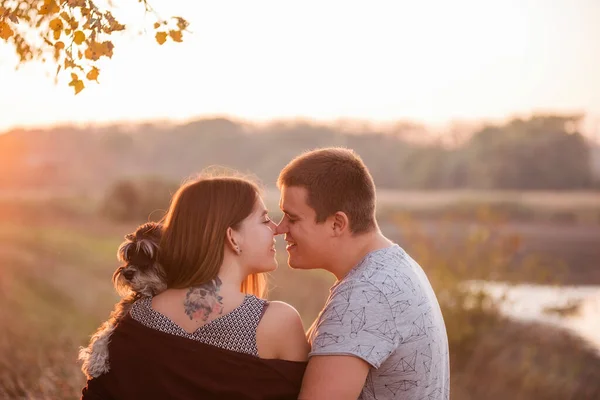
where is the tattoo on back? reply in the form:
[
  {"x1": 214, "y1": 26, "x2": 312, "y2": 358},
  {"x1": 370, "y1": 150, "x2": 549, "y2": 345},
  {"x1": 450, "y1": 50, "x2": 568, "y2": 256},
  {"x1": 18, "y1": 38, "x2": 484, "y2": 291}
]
[{"x1": 184, "y1": 277, "x2": 224, "y2": 321}]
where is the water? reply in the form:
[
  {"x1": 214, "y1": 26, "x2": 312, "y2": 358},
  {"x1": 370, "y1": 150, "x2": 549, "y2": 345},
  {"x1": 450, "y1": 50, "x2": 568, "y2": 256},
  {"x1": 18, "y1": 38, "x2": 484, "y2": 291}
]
[{"x1": 469, "y1": 281, "x2": 600, "y2": 354}]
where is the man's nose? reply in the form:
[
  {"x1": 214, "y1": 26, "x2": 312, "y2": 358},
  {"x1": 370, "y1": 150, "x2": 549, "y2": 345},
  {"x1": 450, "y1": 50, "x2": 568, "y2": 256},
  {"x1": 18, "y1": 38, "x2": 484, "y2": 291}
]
[{"x1": 275, "y1": 220, "x2": 287, "y2": 235}]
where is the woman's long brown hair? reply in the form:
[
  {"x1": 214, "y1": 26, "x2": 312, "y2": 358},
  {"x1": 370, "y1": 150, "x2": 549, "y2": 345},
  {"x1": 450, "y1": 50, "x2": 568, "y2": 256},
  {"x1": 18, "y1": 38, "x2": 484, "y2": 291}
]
[{"x1": 159, "y1": 176, "x2": 266, "y2": 298}]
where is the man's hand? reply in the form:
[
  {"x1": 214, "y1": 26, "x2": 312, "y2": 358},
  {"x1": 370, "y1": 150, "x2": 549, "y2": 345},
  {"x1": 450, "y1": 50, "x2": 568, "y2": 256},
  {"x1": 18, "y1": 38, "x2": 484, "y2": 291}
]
[{"x1": 298, "y1": 355, "x2": 370, "y2": 400}]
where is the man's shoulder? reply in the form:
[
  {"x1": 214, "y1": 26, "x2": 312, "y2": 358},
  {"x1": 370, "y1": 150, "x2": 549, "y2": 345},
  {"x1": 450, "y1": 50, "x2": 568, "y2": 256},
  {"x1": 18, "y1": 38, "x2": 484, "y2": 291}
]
[
  {"x1": 341, "y1": 245, "x2": 414, "y2": 284},
  {"x1": 330, "y1": 245, "x2": 430, "y2": 308}
]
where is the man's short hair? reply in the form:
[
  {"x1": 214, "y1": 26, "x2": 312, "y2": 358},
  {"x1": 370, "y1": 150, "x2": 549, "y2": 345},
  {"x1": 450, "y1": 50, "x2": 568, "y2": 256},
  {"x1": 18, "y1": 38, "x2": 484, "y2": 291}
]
[{"x1": 277, "y1": 147, "x2": 376, "y2": 234}]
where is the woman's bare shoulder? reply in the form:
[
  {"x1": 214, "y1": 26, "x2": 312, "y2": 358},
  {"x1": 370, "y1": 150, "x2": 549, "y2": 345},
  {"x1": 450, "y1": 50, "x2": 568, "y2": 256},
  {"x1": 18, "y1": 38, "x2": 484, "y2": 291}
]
[{"x1": 256, "y1": 301, "x2": 310, "y2": 361}]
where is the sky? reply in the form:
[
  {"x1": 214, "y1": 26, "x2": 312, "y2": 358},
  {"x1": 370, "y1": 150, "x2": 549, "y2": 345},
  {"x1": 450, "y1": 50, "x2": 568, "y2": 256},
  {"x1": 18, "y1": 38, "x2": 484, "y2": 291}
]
[{"x1": 1, "y1": 0, "x2": 599, "y2": 137}]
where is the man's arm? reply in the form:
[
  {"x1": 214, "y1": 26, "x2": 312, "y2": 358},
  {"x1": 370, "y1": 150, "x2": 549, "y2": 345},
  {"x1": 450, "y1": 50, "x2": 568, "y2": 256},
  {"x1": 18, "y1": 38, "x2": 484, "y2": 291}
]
[
  {"x1": 302, "y1": 279, "x2": 396, "y2": 399},
  {"x1": 298, "y1": 355, "x2": 370, "y2": 400}
]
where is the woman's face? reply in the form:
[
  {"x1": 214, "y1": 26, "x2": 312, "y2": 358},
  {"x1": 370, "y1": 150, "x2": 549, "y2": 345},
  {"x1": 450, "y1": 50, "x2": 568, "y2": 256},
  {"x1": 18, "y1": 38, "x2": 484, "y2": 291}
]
[{"x1": 234, "y1": 196, "x2": 278, "y2": 274}]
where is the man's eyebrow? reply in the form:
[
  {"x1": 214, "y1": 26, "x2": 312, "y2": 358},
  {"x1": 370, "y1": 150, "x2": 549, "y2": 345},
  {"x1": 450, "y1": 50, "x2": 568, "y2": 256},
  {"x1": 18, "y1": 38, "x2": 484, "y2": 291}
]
[{"x1": 282, "y1": 209, "x2": 299, "y2": 219}]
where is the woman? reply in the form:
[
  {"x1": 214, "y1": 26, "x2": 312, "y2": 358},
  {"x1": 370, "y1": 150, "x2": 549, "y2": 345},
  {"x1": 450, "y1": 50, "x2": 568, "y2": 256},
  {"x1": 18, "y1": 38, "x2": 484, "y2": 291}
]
[{"x1": 81, "y1": 175, "x2": 309, "y2": 399}]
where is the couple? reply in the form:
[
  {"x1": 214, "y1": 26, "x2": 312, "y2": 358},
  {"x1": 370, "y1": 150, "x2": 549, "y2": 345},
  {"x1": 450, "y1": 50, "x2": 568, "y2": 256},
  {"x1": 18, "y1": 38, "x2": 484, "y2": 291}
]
[{"x1": 81, "y1": 148, "x2": 450, "y2": 400}]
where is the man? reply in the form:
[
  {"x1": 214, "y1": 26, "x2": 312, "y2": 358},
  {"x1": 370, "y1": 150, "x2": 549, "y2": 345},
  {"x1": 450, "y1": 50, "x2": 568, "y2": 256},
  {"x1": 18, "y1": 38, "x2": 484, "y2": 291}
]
[{"x1": 276, "y1": 148, "x2": 450, "y2": 400}]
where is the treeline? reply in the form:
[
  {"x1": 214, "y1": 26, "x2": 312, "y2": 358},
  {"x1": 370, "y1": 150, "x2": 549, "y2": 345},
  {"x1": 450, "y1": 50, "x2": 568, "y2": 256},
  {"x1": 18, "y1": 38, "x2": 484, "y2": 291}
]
[{"x1": 0, "y1": 114, "x2": 597, "y2": 192}]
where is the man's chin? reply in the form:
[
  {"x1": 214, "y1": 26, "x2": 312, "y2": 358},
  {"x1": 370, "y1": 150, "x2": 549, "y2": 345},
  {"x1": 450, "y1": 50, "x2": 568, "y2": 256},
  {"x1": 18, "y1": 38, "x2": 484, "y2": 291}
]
[{"x1": 287, "y1": 258, "x2": 311, "y2": 270}]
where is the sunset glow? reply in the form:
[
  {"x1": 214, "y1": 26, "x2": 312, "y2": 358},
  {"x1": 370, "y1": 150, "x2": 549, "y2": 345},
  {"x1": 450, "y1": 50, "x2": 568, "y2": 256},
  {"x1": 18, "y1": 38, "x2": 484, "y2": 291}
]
[{"x1": 1, "y1": 0, "x2": 599, "y2": 133}]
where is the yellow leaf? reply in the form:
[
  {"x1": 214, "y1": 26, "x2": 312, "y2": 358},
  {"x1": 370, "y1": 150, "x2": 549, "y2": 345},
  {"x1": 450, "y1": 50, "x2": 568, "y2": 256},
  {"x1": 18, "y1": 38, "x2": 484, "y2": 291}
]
[
  {"x1": 102, "y1": 41, "x2": 114, "y2": 58},
  {"x1": 85, "y1": 41, "x2": 102, "y2": 61},
  {"x1": 0, "y1": 21, "x2": 14, "y2": 41},
  {"x1": 64, "y1": 58, "x2": 77, "y2": 69},
  {"x1": 69, "y1": 73, "x2": 84, "y2": 94},
  {"x1": 86, "y1": 67, "x2": 99, "y2": 82},
  {"x1": 111, "y1": 22, "x2": 125, "y2": 31},
  {"x1": 65, "y1": 29, "x2": 71, "y2": 35},
  {"x1": 169, "y1": 30, "x2": 183, "y2": 43},
  {"x1": 53, "y1": 29, "x2": 61, "y2": 40},
  {"x1": 153, "y1": 22, "x2": 161, "y2": 29},
  {"x1": 84, "y1": 47, "x2": 96, "y2": 60},
  {"x1": 155, "y1": 31, "x2": 167, "y2": 45},
  {"x1": 70, "y1": 79, "x2": 85, "y2": 95},
  {"x1": 55, "y1": 41, "x2": 65, "y2": 50},
  {"x1": 174, "y1": 17, "x2": 189, "y2": 31},
  {"x1": 49, "y1": 18, "x2": 63, "y2": 32},
  {"x1": 39, "y1": 0, "x2": 60, "y2": 16},
  {"x1": 73, "y1": 30, "x2": 85, "y2": 45}
]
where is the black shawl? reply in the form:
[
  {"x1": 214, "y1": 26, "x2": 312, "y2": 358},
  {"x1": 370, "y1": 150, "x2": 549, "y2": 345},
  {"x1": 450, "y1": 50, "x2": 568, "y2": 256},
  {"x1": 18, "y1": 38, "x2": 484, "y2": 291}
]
[{"x1": 81, "y1": 314, "x2": 306, "y2": 400}]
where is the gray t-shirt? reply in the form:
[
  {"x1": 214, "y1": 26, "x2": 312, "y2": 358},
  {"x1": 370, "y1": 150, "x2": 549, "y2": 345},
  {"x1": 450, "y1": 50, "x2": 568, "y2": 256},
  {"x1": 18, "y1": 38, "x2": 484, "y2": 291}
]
[{"x1": 308, "y1": 245, "x2": 450, "y2": 400}]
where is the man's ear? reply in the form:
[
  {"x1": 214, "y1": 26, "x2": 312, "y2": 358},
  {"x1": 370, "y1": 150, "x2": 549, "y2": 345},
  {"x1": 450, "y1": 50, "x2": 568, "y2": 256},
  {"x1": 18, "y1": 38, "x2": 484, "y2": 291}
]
[{"x1": 331, "y1": 211, "x2": 349, "y2": 236}]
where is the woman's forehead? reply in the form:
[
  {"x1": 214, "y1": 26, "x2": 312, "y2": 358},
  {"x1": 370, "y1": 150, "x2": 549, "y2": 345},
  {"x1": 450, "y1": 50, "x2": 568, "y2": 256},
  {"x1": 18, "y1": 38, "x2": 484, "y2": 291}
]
[{"x1": 251, "y1": 197, "x2": 268, "y2": 215}]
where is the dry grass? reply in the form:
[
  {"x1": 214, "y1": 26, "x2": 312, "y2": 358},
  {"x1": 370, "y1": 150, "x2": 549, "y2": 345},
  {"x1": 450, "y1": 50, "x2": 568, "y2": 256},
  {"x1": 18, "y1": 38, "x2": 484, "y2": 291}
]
[
  {"x1": 452, "y1": 319, "x2": 600, "y2": 400},
  {"x1": 0, "y1": 222, "x2": 121, "y2": 399}
]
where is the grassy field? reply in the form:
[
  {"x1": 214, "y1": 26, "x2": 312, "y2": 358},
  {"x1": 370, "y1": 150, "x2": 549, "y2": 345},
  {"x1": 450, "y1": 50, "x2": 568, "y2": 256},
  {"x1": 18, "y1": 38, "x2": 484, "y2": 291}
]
[
  {"x1": 1, "y1": 194, "x2": 599, "y2": 399},
  {"x1": 0, "y1": 222, "x2": 121, "y2": 398}
]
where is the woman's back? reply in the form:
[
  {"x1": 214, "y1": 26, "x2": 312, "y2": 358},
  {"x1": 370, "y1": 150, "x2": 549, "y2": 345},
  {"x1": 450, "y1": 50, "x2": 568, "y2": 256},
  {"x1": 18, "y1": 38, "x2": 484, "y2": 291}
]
[
  {"x1": 81, "y1": 309, "x2": 307, "y2": 400},
  {"x1": 82, "y1": 293, "x2": 308, "y2": 400},
  {"x1": 132, "y1": 293, "x2": 304, "y2": 358},
  {"x1": 145, "y1": 282, "x2": 310, "y2": 361}
]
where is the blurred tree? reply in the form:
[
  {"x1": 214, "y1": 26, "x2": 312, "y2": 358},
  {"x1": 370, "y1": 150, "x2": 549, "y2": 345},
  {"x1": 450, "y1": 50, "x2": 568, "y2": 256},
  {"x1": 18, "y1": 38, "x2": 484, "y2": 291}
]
[
  {"x1": 102, "y1": 179, "x2": 139, "y2": 221},
  {"x1": 0, "y1": 0, "x2": 188, "y2": 94},
  {"x1": 1, "y1": 115, "x2": 595, "y2": 191},
  {"x1": 464, "y1": 115, "x2": 592, "y2": 189},
  {"x1": 398, "y1": 145, "x2": 452, "y2": 189},
  {"x1": 101, "y1": 176, "x2": 177, "y2": 221}
]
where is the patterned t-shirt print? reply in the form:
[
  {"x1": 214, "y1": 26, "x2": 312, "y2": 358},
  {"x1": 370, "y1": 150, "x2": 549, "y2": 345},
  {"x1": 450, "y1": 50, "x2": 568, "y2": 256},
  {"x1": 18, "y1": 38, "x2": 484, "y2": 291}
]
[{"x1": 308, "y1": 245, "x2": 450, "y2": 400}]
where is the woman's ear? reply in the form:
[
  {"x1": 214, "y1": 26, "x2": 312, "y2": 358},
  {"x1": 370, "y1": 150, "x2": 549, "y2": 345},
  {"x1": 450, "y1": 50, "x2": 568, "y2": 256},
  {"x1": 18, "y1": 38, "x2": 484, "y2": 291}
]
[
  {"x1": 331, "y1": 211, "x2": 349, "y2": 236},
  {"x1": 226, "y1": 227, "x2": 242, "y2": 255}
]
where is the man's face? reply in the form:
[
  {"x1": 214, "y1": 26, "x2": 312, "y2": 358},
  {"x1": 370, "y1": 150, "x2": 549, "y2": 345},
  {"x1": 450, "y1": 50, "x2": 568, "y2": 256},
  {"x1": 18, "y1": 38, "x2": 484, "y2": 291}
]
[{"x1": 276, "y1": 186, "x2": 331, "y2": 270}]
